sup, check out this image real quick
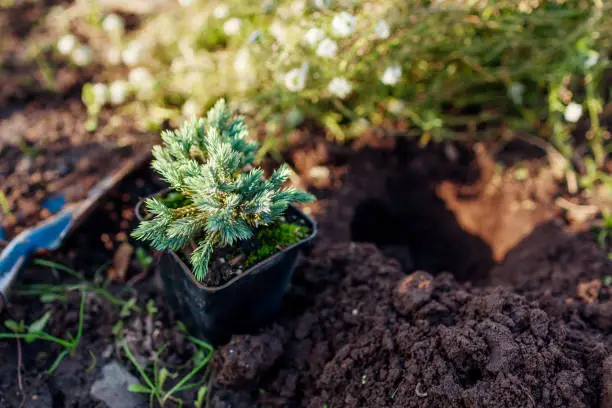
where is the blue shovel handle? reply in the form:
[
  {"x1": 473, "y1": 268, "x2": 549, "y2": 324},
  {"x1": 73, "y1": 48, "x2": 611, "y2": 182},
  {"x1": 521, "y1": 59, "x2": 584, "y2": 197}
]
[
  {"x1": 0, "y1": 210, "x2": 75, "y2": 312},
  {"x1": 0, "y1": 150, "x2": 151, "y2": 313}
]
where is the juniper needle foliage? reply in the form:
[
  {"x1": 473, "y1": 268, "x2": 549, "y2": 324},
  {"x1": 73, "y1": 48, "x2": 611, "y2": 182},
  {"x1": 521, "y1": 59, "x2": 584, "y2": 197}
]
[{"x1": 132, "y1": 100, "x2": 314, "y2": 280}]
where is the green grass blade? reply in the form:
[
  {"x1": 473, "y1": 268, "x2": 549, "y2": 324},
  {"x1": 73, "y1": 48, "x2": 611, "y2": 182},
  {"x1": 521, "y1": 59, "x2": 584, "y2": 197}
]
[
  {"x1": 33, "y1": 259, "x2": 84, "y2": 280},
  {"x1": 122, "y1": 340, "x2": 156, "y2": 390},
  {"x1": 48, "y1": 349, "x2": 70, "y2": 374}
]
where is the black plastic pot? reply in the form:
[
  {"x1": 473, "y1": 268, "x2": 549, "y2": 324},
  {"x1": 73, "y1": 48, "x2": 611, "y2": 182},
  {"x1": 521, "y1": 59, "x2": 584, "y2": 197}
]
[{"x1": 135, "y1": 192, "x2": 317, "y2": 345}]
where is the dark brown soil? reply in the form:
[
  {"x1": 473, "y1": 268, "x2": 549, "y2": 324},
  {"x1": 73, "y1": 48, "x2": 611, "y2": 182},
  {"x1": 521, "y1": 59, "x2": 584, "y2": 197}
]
[
  {"x1": 201, "y1": 210, "x2": 313, "y2": 288},
  {"x1": 0, "y1": 98, "x2": 154, "y2": 240},
  {"x1": 0, "y1": 167, "x2": 173, "y2": 408},
  {"x1": 0, "y1": 131, "x2": 610, "y2": 408},
  {"x1": 289, "y1": 134, "x2": 562, "y2": 282},
  {"x1": 211, "y1": 242, "x2": 611, "y2": 408},
  {"x1": 208, "y1": 135, "x2": 611, "y2": 408},
  {"x1": 2, "y1": 2, "x2": 608, "y2": 406}
]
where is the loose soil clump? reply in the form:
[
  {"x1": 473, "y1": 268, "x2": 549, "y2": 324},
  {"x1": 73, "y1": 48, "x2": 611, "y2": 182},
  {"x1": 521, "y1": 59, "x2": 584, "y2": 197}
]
[{"x1": 211, "y1": 243, "x2": 611, "y2": 408}]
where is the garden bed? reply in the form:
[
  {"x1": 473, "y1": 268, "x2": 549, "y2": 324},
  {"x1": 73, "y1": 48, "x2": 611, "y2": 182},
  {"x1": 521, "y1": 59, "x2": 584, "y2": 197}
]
[
  {"x1": 1, "y1": 0, "x2": 611, "y2": 406},
  {"x1": 0, "y1": 98, "x2": 154, "y2": 241},
  {"x1": 0, "y1": 135, "x2": 610, "y2": 407}
]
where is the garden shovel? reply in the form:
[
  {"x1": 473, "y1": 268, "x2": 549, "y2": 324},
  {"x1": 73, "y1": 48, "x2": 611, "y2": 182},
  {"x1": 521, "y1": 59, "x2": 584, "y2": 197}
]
[{"x1": 0, "y1": 150, "x2": 150, "y2": 313}]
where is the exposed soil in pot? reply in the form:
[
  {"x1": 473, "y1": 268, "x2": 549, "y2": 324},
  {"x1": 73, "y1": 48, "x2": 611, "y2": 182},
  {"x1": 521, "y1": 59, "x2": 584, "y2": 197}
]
[
  {"x1": 0, "y1": 98, "x2": 154, "y2": 240},
  {"x1": 195, "y1": 210, "x2": 312, "y2": 288}
]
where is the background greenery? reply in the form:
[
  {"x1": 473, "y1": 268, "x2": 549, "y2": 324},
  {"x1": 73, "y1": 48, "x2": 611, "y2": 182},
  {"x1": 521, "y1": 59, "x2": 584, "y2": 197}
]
[{"x1": 9, "y1": 0, "x2": 612, "y2": 172}]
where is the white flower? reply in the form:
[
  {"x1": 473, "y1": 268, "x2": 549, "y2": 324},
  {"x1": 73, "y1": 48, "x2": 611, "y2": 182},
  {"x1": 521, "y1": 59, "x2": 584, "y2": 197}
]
[
  {"x1": 109, "y1": 80, "x2": 129, "y2": 105},
  {"x1": 328, "y1": 77, "x2": 352, "y2": 98},
  {"x1": 584, "y1": 51, "x2": 599, "y2": 70},
  {"x1": 234, "y1": 48, "x2": 251, "y2": 73},
  {"x1": 316, "y1": 38, "x2": 338, "y2": 58},
  {"x1": 508, "y1": 82, "x2": 525, "y2": 105},
  {"x1": 223, "y1": 18, "x2": 241, "y2": 36},
  {"x1": 57, "y1": 34, "x2": 77, "y2": 55},
  {"x1": 213, "y1": 4, "x2": 229, "y2": 19},
  {"x1": 92, "y1": 83, "x2": 108, "y2": 106},
  {"x1": 304, "y1": 27, "x2": 326, "y2": 47},
  {"x1": 381, "y1": 65, "x2": 402, "y2": 86},
  {"x1": 374, "y1": 20, "x2": 390, "y2": 39},
  {"x1": 269, "y1": 21, "x2": 286, "y2": 44},
  {"x1": 284, "y1": 63, "x2": 309, "y2": 92},
  {"x1": 564, "y1": 102, "x2": 583, "y2": 123},
  {"x1": 182, "y1": 99, "x2": 200, "y2": 117},
  {"x1": 122, "y1": 41, "x2": 144, "y2": 66},
  {"x1": 331, "y1": 12, "x2": 356, "y2": 38},
  {"x1": 71, "y1": 45, "x2": 93, "y2": 66},
  {"x1": 170, "y1": 57, "x2": 186, "y2": 73},
  {"x1": 129, "y1": 67, "x2": 153, "y2": 84},
  {"x1": 129, "y1": 67, "x2": 155, "y2": 98},
  {"x1": 102, "y1": 13, "x2": 125, "y2": 36},
  {"x1": 388, "y1": 99, "x2": 405, "y2": 114}
]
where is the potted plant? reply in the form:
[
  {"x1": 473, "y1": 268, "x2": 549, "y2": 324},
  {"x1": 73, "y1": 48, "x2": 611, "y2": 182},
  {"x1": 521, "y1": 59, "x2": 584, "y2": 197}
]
[{"x1": 132, "y1": 100, "x2": 316, "y2": 345}]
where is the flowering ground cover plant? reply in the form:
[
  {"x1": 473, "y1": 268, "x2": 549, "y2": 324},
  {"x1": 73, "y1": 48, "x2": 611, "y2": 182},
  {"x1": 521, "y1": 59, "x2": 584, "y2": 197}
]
[
  {"x1": 38, "y1": 0, "x2": 607, "y2": 170},
  {"x1": 132, "y1": 99, "x2": 315, "y2": 282}
]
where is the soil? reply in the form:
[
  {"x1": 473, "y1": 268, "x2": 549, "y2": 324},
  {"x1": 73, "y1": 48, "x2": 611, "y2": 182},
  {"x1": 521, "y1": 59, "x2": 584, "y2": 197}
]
[
  {"x1": 288, "y1": 133, "x2": 563, "y2": 282},
  {"x1": 0, "y1": 98, "x2": 154, "y2": 240},
  {"x1": 0, "y1": 120, "x2": 611, "y2": 407},
  {"x1": 211, "y1": 243, "x2": 610, "y2": 408},
  {"x1": 202, "y1": 209, "x2": 313, "y2": 288},
  {"x1": 208, "y1": 135, "x2": 611, "y2": 408},
  {"x1": 0, "y1": 0, "x2": 152, "y2": 240},
  {"x1": 3, "y1": 2, "x2": 609, "y2": 407}
]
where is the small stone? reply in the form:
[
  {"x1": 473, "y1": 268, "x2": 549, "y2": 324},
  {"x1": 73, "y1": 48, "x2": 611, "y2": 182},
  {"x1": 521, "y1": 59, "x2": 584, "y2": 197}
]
[
  {"x1": 76, "y1": 157, "x2": 91, "y2": 172},
  {"x1": 392, "y1": 271, "x2": 434, "y2": 316},
  {"x1": 308, "y1": 166, "x2": 330, "y2": 180},
  {"x1": 90, "y1": 362, "x2": 147, "y2": 408},
  {"x1": 102, "y1": 345, "x2": 113, "y2": 359},
  {"x1": 15, "y1": 157, "x2": 32, "y2": 173},
  {"x1": 577, "y1": 279, "x2": 602, "y2": 304},
  {"x1": 19, "y1": 199, "x2": 39, "y2": 217}
]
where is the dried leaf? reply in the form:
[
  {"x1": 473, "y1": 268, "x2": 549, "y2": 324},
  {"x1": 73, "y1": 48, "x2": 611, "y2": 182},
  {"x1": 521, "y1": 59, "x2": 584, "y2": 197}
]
[
  {"x1": 109, "y1": 242, "x2": 134, "y2": 282},
  {"x1": 228, "y1": 254, "x2": 244, "y2": 266}
]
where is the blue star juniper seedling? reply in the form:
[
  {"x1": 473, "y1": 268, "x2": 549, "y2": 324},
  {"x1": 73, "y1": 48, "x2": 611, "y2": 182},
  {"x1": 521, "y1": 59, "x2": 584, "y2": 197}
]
[{"x1": 132, "y1": 99, "x2": 315, "y2": 281}]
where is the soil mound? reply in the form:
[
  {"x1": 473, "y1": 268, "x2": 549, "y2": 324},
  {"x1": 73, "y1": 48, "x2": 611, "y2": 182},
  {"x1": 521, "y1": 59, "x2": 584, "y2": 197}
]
[{"x1": 212, "y1": 243, "x2": 611, "y2": 408}]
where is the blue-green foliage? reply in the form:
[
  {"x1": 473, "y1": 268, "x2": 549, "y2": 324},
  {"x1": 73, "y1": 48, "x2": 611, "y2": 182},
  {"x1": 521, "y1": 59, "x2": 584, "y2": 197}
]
[{"x1": 132, "y1": 99, "x2": 314, "y2": 280}]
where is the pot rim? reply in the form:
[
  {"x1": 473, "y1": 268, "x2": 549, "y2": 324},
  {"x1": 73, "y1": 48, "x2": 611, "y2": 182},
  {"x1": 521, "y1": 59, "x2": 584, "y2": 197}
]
[{"x1": 135, "y1": 188, "x2": 317, "y2": 291}]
